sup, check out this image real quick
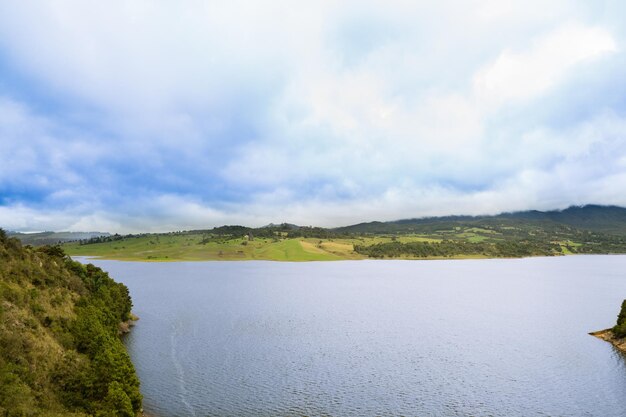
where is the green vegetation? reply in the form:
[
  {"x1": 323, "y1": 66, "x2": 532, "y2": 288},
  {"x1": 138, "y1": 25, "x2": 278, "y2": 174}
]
[
  {"x1": 335, "y1": 204, "x2": 626, "y2": 236},
  {"x1": 57, "y1": 205, "x2": 626, "y2": 262},
  {"x1": 64, "y1": 232, "x2": 362, "y2": 262},
  {"x1": 0, "y1": 229, "x2": 141, "y2": 416},
  {"x1": 613, "y1": 300, "x2": 626, "y2": 338},
  {"x1": 354, "y1": 240, "x2": 562, "y2": 258}
]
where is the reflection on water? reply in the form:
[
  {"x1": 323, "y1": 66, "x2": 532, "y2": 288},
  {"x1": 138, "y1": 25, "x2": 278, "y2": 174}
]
[{"x1": 81, "y1": 256, "x2": 626, "y2": 417}]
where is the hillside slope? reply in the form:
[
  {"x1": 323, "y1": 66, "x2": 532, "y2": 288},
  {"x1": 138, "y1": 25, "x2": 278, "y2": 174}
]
[
  {"x1": 0, "y1": 229, "x2": 141, "y2": 416},
  {"x1": 61, "y1": 205, "x2": 626, "y2": 261},
  {"x1": 7, "y1": 232, "x2": 110, "y2": 247},
  {"x1": 335, "y1": 205, "x2": 626, "y2": 235}
]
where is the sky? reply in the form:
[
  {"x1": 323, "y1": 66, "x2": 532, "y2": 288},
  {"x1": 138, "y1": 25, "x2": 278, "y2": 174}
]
[{"x1": 0, "y1": 1, "x2": 625, "y2": 233}]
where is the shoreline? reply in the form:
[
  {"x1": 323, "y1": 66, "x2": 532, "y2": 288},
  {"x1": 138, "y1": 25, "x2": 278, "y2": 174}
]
[
  {"x1": 68, "y1": 253, "x2": 626, "y2": 263},
  {"x1": 589, "y1": 329, "x2": 626, "y2": 354},
  {"x1": 119, "y1": 312, "x2": 139, "y2": 335}
]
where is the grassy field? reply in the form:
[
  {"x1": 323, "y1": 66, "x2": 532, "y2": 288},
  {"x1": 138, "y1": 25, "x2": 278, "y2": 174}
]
[
  {"x1": 62, "y1": 220, "x2": 623, "y2": 262},
  {"x1": 65, "y1": 234, "x2": 363, "y2": 261},
  {"x1": 63, "y1": 233, "x2": 448, "y2": 262}
]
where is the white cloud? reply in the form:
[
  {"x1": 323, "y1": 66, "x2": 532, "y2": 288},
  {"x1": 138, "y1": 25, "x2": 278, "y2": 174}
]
[
  {"x1": 0, "y1": 1, "x2": 624, "y2": 232},
  {"x1": 222, "y1": 19, "x2": 620, "y2": 197},
  {"x1": 473, "y1": 23, "x2": 617, "y2": 105}
]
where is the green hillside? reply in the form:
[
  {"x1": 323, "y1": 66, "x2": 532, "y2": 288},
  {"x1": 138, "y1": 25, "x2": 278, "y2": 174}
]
[
  {"x1": 335, "y1": 205, "x2": 626, "y2": 235},
  {"x1": 0, "y1": 229, "x2": 141, "y2": 416},
  {"x1": 64, "y1": 233, "x2": 364, "y2": 262},
  {"x1": 59, "y1": 206, "x2": 626, "y2": 261}
]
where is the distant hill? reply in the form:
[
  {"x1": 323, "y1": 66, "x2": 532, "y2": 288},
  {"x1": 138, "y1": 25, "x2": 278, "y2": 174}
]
[
  {"x1": 60, "y1": 204, "x2": 626, "y2": 261},
  {"x1": 7, "y1": 231, "x2": 110, "y2": 246},
  {"x1": 261, "y1": 223, "x2": 300, "y2": 230},
  {"x1": 502, "y1": 205, "x2": 626, "y2": 235},
  {"x1": 335, "y1": 205, "x2": 626, "y2": 235}
]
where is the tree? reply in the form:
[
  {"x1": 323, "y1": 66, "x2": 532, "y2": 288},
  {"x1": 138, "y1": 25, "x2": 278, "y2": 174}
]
[
  {"x1": 97, "y1": 381, "x2": 134, "y2": 417},
  {"x1": 613, "y1": 300, "x2": 626, "y2": 338}
]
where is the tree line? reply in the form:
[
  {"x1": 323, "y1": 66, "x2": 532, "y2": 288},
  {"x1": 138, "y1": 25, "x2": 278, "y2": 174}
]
[{"x1": 354, "y1": 240, "x2": 563, "y2": 258}]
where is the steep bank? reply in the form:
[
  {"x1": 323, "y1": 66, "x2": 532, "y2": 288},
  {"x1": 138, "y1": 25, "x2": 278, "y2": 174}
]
[{"x1": 0, "y1": 229, "x2": 142, "y2": 416}]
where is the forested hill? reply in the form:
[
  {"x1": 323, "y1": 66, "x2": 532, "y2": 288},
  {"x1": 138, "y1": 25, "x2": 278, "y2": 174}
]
[
  {"x1": 7, "y1": 231, "x2": 110, "y2": 246},
  {"x1": 335, "y1": 205, "x2": 626, "y2": 235},
  {"x1": 0, "y1": 229, "x2": 141, "y2": 416}
]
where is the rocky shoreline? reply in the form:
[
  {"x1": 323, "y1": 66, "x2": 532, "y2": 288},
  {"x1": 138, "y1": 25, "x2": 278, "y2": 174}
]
[
  {"x1": 119, "y1": 312, "x2": 140, "y2": 335},
  {"x1": 590, "y1": 329, "x2": 626, "y2": 353}
]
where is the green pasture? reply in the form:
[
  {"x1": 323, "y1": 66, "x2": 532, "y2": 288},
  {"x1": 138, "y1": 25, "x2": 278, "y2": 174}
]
[
  {"x1": 63, "y1": 232, "x2": 454, "y2": 262},
  {"x1": 63, "y1": 224, "x2": 600, "y2": 262},
  {"x1": 64, "y1": 234, "x2": 364, "y2": 261}
]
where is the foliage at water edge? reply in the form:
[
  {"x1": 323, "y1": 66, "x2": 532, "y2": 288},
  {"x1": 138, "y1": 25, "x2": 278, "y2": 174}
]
[
  {"x1": 0, "y1": 228, "x2": 141, "y2": 416},
  {"x1": 613, "y1": 300, "x2": 626, "y2": 338}
]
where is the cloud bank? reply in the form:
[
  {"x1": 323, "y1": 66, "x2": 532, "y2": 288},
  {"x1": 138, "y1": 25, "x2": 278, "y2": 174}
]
[{"x1": 0, "y1": 1, "x2": 625, "y2": 232}]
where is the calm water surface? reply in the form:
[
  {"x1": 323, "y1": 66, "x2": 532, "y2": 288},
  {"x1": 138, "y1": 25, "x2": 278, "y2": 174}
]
[{"x1": 79, "y1": 256, "x2": 626, "y2": 417}]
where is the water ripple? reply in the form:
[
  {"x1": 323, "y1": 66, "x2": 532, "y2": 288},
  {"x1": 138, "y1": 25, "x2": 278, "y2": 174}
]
[{"x1": 87, "y1": 256, "x2": 626, "y2": 417}]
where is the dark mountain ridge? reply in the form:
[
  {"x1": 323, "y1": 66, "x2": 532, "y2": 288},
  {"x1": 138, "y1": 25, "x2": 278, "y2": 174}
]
[{"x1": 335, "y1": 205, "x2": 626, "y2": 235}]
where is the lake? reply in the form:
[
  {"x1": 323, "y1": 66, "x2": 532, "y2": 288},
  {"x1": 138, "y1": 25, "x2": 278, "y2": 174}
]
[{"x1": 78, "y1": 256, "x2": 626, "y2": 417}]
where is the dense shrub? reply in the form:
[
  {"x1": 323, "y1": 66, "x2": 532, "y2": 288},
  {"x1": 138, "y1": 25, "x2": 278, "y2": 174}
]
[
  {"x1": 613, "y1": 300, "x2": 626, "y2": 338},
  {"x1": 0, "y1": 228, "x2": 141, "y2": 416},
  {"x1": 354, "y1": 240, "x2": 561, "y2": 258}
]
